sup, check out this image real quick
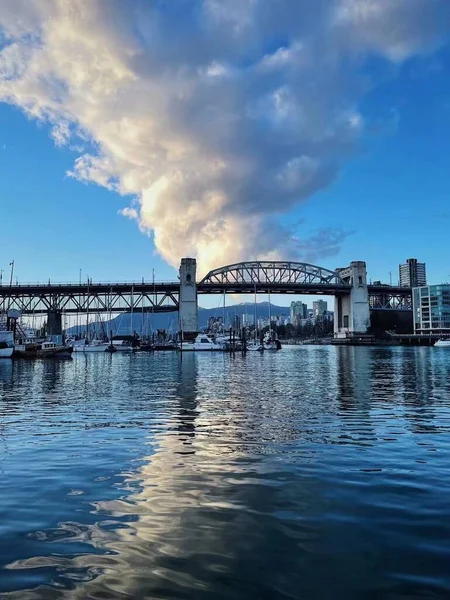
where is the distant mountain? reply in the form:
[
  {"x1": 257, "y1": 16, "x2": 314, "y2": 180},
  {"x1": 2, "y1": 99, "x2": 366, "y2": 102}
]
[{"x1": 66, "y1": 301, "x2": 290, "y2": 336}]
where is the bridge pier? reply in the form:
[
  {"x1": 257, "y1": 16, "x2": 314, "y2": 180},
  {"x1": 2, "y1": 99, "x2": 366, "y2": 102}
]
[
  {"x1": 47, "y1": 309, "x2": 63, "y2": 339},
  {"x1": 334, "y1": 261, "x2": 370, "y2": 338},
  {"x1": 178, "y1": 258, "x2": 198, "y2": 341}
]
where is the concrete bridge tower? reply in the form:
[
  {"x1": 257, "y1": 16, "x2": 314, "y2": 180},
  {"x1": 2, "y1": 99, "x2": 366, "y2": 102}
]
[
  {"x1": 334, "y1": 261, "x2": 370, "y2": 338},
  {"x1": 178, "y1": 258, "x2": 198, "y2": 341}
]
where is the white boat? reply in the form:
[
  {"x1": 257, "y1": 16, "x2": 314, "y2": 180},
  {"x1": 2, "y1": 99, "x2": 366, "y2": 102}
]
[
  {"x1": 71, "y1": 339, "x2": 111, "y2": 353},
  {"x1": 181, "y1": 334, "x2": 226, "y2": 351},
  {"x1": 111, "y1": 339, "x2": 133, "y2": 352},
  {"x1": 246, "y1": 341, "x2": 264, "y2": 352},
  {"x1": 0, "y1": 331, "x2": 14, "y2": 358},
  {"x1": 263, "y1": 331, "x2": 281, "y2": 351},
  {"x1": 435, "y1": 339, "x2": 450, "y2": 347}
]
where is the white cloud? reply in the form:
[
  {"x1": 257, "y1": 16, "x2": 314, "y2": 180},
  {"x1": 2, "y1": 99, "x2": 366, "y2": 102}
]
[{"x1": 0, "y1": 0, "x2": 448, "y2": 275}]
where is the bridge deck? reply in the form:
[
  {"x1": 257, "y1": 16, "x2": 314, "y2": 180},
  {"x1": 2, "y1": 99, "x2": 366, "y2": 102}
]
[{"x1": 0, "y1": 281, "x2": 412, "y2": 315}]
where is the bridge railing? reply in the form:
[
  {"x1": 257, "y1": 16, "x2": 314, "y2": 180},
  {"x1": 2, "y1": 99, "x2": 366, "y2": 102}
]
[{"x1": 0, "y1": 280, "x2": 179, "y2": 288}]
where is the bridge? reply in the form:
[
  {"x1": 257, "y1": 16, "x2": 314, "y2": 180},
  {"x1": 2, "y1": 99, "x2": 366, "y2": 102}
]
[{"x1": 0, "y1": 258, "x2": 411, "y2": 339}]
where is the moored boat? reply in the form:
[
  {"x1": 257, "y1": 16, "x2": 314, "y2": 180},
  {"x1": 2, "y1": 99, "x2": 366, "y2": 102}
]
[
  {"x1": 0, "y1": 331, "x2": 14, "y2": 358},
  {"x1": 246, "y1": 341, "x2": 264, "y2": 352},
  {"x1": 14, "y1": 340, "x2": 73, "y2": 359},
  {"x1": 71, "y1": 339, "x2": 112, "y2": 353},
  {"x1": 181, "y1": 334, "x2": 227, "y2": 351},
  {"x1": 435, "y1": 339, "x2": 450, "y2": 347},
  {"x1": 111, "y1": 339, "x2": 133, "y2": 352},
  {"x1": 263, "y1": 331, "x2": 282, "y2": 351}
]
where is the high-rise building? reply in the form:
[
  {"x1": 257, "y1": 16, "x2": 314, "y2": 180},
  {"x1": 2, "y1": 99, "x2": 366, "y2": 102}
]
[
  {"x1": 232, "y1": 315, "x2": 241, "y2": 332},
  {"x1": 413, "y1": 284, "x2": 450, "y2": 334},
  {"x1": 242, "y1": 313, "x2": 255, "y2": 327},
  {"x1": 399, "y1": 258, "x2": 426, "y2": 287},
  {"x1": 313, "y1": 300, "x2": 327, "y2": 317},
  {"x1": 290, "y1": 301, "x2": 307, "y2": 325}
]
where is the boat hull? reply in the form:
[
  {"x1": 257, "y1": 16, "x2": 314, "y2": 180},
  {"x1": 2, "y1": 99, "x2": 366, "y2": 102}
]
[
  {"x1": 14, "y1": 346, "x2": 73, "y2": 359},
  {"x1": 0, "y1": 347, "x2": 14, "y2": 358},
  {"x1": 72, "y1": 344, "x2": 108, "y2": 353},
  {"x1": 0, "y1": 331, "x2": 14, "y2": 358},
  {"x1": 435, "y1": 340, "x2": 450, "y2": 347}
]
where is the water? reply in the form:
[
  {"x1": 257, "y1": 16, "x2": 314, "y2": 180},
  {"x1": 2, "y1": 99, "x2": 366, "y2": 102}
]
[{"x1": 0, "y1": 347, "x2": 450, "y2": 599}]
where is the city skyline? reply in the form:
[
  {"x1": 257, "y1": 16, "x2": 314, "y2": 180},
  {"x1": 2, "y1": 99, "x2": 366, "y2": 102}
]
[{"x1": 1, "y1": 2, "x2": 450, "y2": 295}]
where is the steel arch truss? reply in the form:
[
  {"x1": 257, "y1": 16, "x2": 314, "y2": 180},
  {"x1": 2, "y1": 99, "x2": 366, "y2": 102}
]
[{"x1": 200, "y1": 261, "x2": 345, "y2": 287}]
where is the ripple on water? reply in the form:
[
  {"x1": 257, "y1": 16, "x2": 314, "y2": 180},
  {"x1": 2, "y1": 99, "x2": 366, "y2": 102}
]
[{"x1": 0, "y1": 347, "x2": 450, "y2": 598}]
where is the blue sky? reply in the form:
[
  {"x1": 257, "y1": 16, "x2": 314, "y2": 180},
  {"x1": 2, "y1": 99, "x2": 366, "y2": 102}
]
[{"x1": 1, "y1": 1, "x2": 449, "y2": 304}]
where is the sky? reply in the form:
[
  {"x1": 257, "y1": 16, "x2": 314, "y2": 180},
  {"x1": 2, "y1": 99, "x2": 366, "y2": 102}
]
[{"x1": 1, "y1": 0, "x2": 450, "y2": 305}]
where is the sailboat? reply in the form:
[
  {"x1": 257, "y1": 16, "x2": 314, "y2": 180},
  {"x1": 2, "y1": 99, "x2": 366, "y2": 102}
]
[
  {"x1": 70, "y1": 289, "x2": 113, "y2": 353},
  {"x1": 247, "y1": 283, "x2": 264, "y2": 351},
  {"x1": 263, "y1": 290, "x2": 281, "y2": 351}
]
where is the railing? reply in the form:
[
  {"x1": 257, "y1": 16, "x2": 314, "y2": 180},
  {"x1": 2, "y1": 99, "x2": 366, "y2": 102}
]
[{"x1": 0, "y1": 280, "x2": 179, "y2": 288}]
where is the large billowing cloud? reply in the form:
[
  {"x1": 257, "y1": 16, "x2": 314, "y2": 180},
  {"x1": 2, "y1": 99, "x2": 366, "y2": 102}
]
[{"x1": 0, "y1": 0, "x2": 449, "y2": 273}]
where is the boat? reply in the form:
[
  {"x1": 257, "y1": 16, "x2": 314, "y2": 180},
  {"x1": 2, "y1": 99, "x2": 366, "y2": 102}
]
[
  {"x1": 435, "y1": 339, "x2": 450, "y2": 347},
  {"x1": 263, "y1": 331, "x2": 282, "y2": 351},
  {"x1": 71, "y1": 339, "x2": 113, "y2": 353},
  {"x1": 111, "y1": 339, "x2": 133, "y2": 352},
  {"x1": 0, "y1": 331, "x2": 14, "y2": 358},
  {"x1": 246, "y1": 284, "x2": 263, "y2": 351},
  {"x1": 264, "y1": 291, "x2": 281, "y2": 351},
  {"x1": 246, "y1": 341, "x2": 264, "y2": 352},
  {"x1": 147, "y1": 340, "x2": 179, "y2": 351},
  {"x1": 14, "y1": 339, "x2": 73, "y2": 359},
  {"x1": 181, "y1": 334, "x2": 227, "y2": 351}
]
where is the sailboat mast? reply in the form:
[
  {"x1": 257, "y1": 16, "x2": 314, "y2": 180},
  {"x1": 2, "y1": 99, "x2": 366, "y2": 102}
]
[
  {"x1": 141, "y1": 282, "x2": 145, "y2": 341},
  {"x1": 223, "y1": 291, "x2": 226, "y2": 333},
  {"x1": 86, "y1": 276, "x2": 90, "y2": 341},
  {"x1": 130, "y1": 286, "x2": 134, "y2": 338},
  {"x1": 254, "y1": 283, "x2": 257, "y2": 342},
  {"x1": 152, "y1": 268, "x2": 155, "y2": 339}
]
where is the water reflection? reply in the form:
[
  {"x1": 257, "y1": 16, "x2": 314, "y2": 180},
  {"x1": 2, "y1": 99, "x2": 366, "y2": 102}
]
[{"x1": 1, "y1": 348, "x2": 450, "y2": 599}]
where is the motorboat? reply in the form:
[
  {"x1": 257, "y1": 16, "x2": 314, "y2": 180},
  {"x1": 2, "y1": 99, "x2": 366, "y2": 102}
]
[
  {"x1": 435, "y1": 339, "x2": 450, "y2": 347},
  {"x1": 0, "y1": 331, "x2": 14, "y2": 358},
  {"x1": 180, "y1": 334, "x2": 227, "y2": 351},
  {"x1": 14, "y1": 339, "x2": 73, "y2": 359}
]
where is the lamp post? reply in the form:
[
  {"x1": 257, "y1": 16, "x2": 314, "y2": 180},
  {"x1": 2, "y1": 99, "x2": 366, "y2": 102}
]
[
  {"x1": 9, "y1": 261, "x2": 14, "y2": 288},
  {"x1": 0, "y1": 269, "x2": 3, "y2": 286}
]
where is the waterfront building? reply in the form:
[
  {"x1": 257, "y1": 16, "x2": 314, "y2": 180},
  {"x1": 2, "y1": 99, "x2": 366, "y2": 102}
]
[
  {"x1": 399, "y1": 258, "x2": 426, "y2": 287},
  {"x1": 413, "y1": 284, "x2": 450, "y2": 334},
  {"x1": 313, "y1": 300, "x2": 327, "y2": 317}
]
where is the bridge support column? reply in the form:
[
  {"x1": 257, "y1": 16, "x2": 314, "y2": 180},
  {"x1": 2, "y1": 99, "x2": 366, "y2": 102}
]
[
  {"x1": 334, "y1": 261, "x2": 370, "y2": 338},
  {"x1": 47, "y1": 309, "x2": 63, "y2": 342},
  {"x1": 178, "y1": 258, "x2": 198, "y2": 341}
]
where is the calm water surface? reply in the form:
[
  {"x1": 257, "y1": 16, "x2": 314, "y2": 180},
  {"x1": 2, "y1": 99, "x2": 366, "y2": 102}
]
[{"x1": 0, "y1": 346, "x2": 450, "y2": 599}]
